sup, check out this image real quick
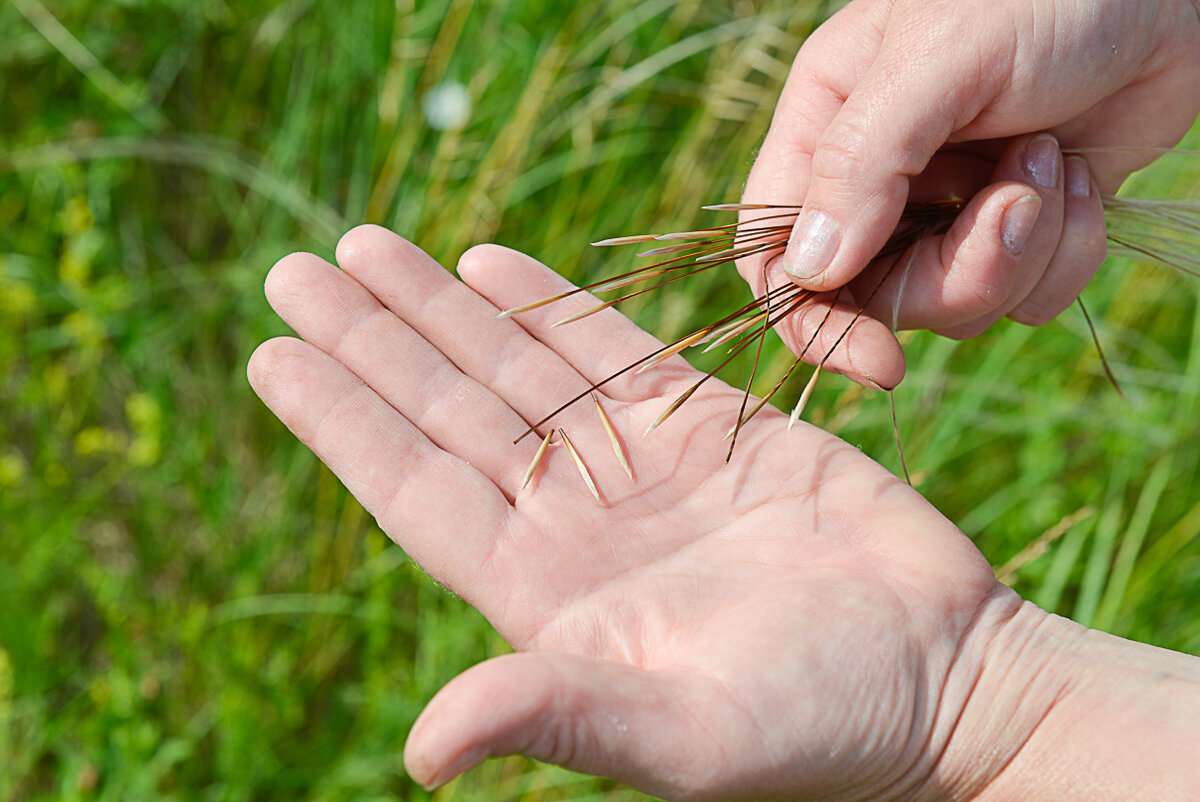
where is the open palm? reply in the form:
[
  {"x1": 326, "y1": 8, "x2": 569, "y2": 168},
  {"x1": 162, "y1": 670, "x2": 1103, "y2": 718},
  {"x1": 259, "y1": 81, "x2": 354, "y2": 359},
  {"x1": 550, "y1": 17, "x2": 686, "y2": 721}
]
[{"x1": 248, "y1": 225, "x2": 1021, "y2": 800}]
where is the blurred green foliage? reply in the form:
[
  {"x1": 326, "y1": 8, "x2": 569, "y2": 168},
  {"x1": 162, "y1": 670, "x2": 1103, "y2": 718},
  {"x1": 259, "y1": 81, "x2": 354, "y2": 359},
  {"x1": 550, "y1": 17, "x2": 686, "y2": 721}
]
[{"x1": 0, "y1": 0, "x2": 1197, "y2": 800}]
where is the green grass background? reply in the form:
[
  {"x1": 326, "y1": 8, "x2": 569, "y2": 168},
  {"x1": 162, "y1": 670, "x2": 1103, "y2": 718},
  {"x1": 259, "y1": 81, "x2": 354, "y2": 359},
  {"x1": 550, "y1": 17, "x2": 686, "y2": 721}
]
[{"x1": 1, "y1": 1, "x2": 1198, "y2": 799}]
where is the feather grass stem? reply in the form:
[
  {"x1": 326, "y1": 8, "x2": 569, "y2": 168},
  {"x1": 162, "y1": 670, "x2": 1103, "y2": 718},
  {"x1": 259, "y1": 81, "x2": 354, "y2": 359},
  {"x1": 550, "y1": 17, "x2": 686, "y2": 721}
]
[
  {"x1": 647, "y1": 329, "x2": 765, "y2": 437},
  {"x1": 725, "y1": 261, "x2": 776, "y2": 461},
  {"x1": 701, "y1": 202, "x2": 792, "y2": 211},
  {"x1": 702, "y1": 313, "x2": 768, "y2": 352},
  {"x1": 645, "y1": 385, "x2": 698, "y2": 436},
  {"x1": 724, "y1": 356, "x2": 805, "y2": 439},
  {"x1": 889, "y1": 390, "x2": 912, "y2": 485},
  {"x1": 516, "y1": 179, "x2": 1198, "y2": 463},
  {"x1": 1077, "y1": 297, "x2": 1125, "y2": 398},
  {"x1": 635, "y1": 328, "x2": 713, "y2": 372}
]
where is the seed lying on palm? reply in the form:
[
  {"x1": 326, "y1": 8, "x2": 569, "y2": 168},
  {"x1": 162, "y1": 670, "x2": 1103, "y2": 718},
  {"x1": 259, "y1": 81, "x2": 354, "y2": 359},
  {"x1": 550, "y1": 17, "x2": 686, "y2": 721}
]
[
  {"x1": 592, "y1": 393, "x2": 632, "y2": 479},
  {"x1": 558, "y1": 429, "x2": 599, "y2": 502},
  {"x1": 790, "y1": 367, "x2": 822, "y2": 431},
  {"x1": 520, "y1": 428, "x2": 556, "y2": 491}
]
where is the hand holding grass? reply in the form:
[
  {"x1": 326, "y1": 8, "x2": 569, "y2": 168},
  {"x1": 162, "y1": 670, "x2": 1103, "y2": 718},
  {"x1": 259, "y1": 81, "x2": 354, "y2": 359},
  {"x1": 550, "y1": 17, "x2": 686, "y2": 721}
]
[
  {"x1": 744, "y1": 0, "x2": 1200, "y2": 389},
  {"x1": 249, "y1": 226, "x2": 1200, "y2": 799}
]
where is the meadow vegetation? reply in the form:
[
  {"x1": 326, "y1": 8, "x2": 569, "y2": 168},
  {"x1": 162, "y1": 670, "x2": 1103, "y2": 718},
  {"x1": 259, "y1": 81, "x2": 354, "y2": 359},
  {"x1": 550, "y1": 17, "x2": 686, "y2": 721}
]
[{"x1": 1, "y1": 1, "x2": 1198, "y2": 799}]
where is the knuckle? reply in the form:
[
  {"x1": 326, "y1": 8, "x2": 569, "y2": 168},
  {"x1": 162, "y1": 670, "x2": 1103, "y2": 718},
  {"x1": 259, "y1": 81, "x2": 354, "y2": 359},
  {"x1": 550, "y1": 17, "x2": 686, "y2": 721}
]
[
  {"x1": 948, "y1": 248, "x2": 1018, "y2": 318},
  {"x1": 811, "y1": 117, "x2": 873, "y2": 184},
  {"x1": 963, "y1": 266, "x2": 1016, "y2": 315},
  {"x1": 781, "y1": 301, "x2": 838, "y2": 360}
]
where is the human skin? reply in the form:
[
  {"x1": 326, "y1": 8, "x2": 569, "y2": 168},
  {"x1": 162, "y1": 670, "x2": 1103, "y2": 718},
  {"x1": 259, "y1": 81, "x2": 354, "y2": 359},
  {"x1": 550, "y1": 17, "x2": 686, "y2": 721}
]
[
  {"x1": 741, "y1": 0, "x2": 1200, "y2": 391},
  {"x1": 249, "y1": 226, "x2": 1200, "y2": 800}
]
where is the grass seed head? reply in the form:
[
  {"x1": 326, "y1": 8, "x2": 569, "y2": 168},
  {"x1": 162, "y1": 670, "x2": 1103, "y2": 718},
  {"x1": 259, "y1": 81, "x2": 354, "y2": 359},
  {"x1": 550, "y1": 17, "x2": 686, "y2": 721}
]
[{"x1": 504, "y1": 172, "x2": 1200, "y2": 464}]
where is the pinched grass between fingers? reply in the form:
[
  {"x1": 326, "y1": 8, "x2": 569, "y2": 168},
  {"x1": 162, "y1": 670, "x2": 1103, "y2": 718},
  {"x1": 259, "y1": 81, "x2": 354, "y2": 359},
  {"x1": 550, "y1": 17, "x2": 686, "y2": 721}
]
[{"x1": 506, "y1": 150, "x2": 1200, "y2": 497}]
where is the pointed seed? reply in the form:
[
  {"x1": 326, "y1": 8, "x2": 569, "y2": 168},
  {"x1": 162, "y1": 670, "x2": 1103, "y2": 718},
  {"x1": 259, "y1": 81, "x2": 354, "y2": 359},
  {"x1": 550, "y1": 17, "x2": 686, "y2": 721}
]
[
  {"x1": 520, "y1": 429, "x2": 555, "y2": 491},
  {"x1": 637, "y1": 242, "x2": 716, "y2": 257},
  {"x1": 701, "y1": 202, "x2": 781, "y2": 211},
  {"x1": 654, "y1": 229, "x2": 726, "y2": 241},
  {"x1": 636, "y1": 328, "x2": 711, "y2": 373},
  {"x1": 592, "y1": 394, "x2": 632, "y2": 479},
  {"x1": 591, "y1": 234, "x2": 661, "y2": 247},
  {"x1": 644, "y1": 385, "x2": 698, "y2": 436},
  {"x1": 701, "y1": 314, "x2": 766, "y2": 352},
  {"x1": 496, "y1": 289, "x2": 578, "y2": 318},
  {"x1": 788, "y1": 367, "x2": 821, "y2": 430},
  {"x1": 552, "y1": 299, "x2": 618, "y2": 327},
  {"x1": 558, "y1": 429, "x2": 600, "y2": 502}
]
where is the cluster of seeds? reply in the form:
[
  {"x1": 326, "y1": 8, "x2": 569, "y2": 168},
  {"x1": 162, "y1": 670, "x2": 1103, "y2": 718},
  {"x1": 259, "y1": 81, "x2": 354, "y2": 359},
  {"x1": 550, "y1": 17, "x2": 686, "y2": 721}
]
[{"x1": 505, "y1": 157, "x2": 1200, "y2": 498}]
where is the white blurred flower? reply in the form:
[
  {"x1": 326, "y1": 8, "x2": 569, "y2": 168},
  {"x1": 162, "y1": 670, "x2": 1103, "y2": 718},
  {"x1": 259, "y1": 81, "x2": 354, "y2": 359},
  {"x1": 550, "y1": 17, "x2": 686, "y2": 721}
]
[{"x1": 422, "y1": 82, "x2": 472, "y2": 131}]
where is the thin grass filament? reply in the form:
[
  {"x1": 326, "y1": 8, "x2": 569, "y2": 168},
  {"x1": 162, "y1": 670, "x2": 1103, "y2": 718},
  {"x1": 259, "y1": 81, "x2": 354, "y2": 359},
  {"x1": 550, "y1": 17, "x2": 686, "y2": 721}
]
[{"x1": 503, "y1": 172, "x2": 1198, "y2": 470}]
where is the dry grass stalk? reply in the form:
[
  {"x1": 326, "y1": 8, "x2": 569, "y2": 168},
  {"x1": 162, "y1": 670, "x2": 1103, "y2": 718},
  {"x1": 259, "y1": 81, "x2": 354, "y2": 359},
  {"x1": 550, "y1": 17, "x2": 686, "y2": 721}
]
[{"x1": 995, "y1": 506, "x2": 1097, "y2": 584}]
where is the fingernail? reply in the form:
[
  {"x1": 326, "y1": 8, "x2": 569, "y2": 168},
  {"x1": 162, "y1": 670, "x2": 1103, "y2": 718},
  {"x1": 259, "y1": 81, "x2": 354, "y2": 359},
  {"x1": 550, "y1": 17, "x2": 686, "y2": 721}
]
[
  {"x1": 1001, "y1": 195, "x2": 1042, "y2": 255},
  {"x1": 1065, "y1": 156, "x2": 1091, "y2": 198},
  {"x1": 1023, "y1": 135, "x2": 1061, "y2": 189},
  {"x1": 782, "y1": 208, "x2": 840, "y2": 281}
]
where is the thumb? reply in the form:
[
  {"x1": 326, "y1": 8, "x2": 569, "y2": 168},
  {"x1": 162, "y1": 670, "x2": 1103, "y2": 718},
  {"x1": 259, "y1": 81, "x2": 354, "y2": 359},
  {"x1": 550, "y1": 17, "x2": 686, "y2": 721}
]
[
  {"x1": 780, "y1": 42, "x2": 986, "y2": 291},
  {"x1": 403, "y1": 652, "x2": 718, "y2": 796}
]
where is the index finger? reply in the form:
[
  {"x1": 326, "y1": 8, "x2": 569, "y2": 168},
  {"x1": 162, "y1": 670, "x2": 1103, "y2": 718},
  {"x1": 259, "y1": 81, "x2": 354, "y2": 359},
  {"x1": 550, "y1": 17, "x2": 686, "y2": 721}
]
[{"x1": 739, "y1": 0, "x2": 889, "y2": 291}]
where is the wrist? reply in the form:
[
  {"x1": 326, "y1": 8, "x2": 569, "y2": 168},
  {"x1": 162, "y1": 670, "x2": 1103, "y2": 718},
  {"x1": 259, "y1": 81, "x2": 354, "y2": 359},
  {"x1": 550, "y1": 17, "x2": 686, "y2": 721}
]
[{"x1": 931, "y1": 594, "x2": 1200, "y2": 801}]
